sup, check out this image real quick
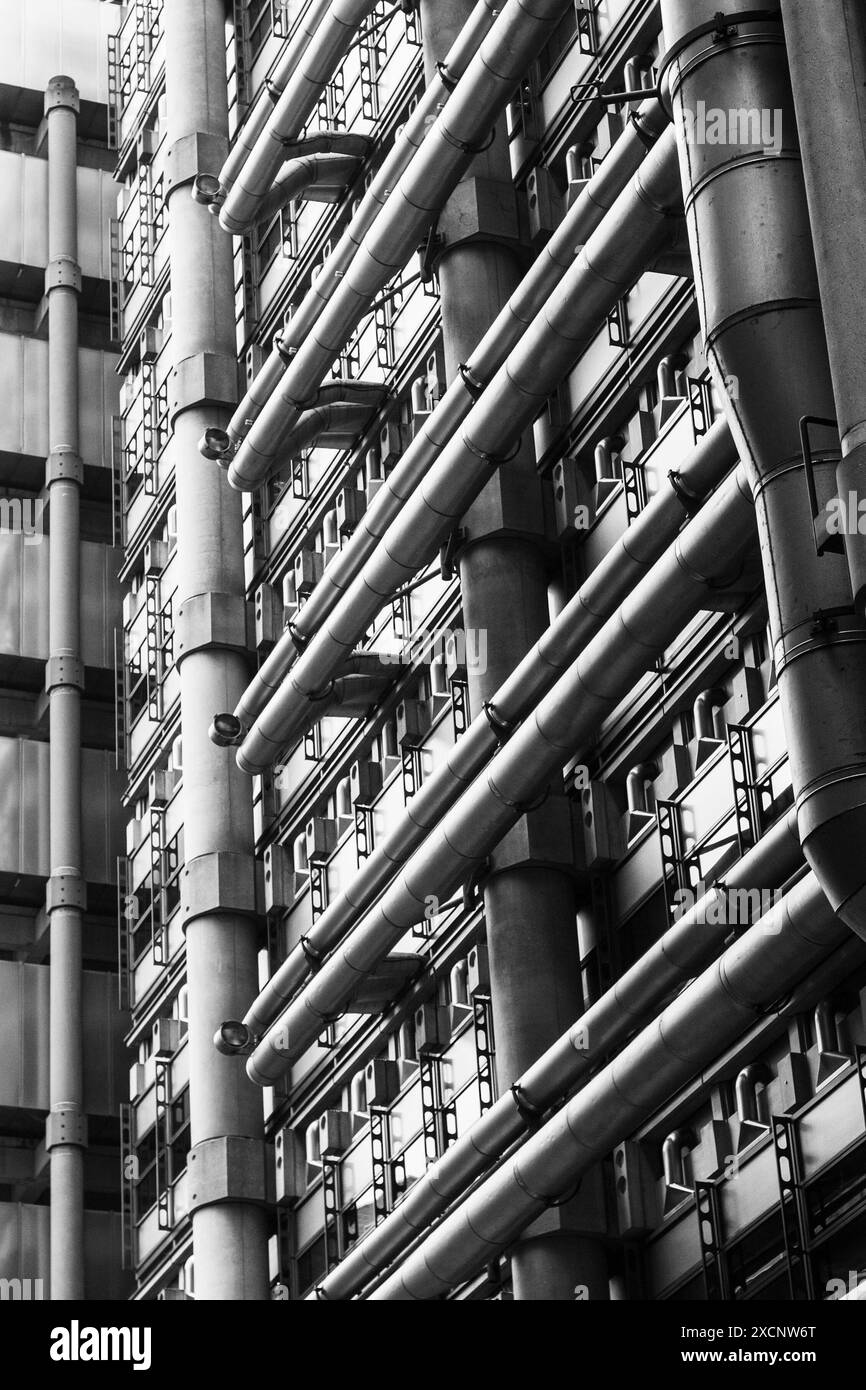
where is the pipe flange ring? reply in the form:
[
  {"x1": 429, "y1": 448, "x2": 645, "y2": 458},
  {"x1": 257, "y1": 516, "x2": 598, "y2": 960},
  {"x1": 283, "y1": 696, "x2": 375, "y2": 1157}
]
[
  {"x1": 299, "y1": 935, "x2": 323, "y2": 968},
  {"x1": 511, "y1": 1082, "x2": 543, "y2": 1125},
  {"x1": 458, "y1": 362, "x2": 486, "y2": 401},
  {"x1": 482, "y1": 700, "x2": 515, "y2": 743}
]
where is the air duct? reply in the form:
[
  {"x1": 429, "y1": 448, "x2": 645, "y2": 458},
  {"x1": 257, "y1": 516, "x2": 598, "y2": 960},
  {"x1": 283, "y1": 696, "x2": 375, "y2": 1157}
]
[
  {"x1": 228, "y1": 96, "x2": 669, "y2": 732},
  {"x1": 368, "y1": 870, "x2": 847, "y2": 1299},
  {"x1": 255, "y1": 150, "x2": 366, "y2": 224},
  {"x1": 224, "y1": 1, "x2": 504, "y2": 454},
  {"x1": 242, "y1": 415, "x2": 736, "y2": 1039},
  {"x1": 780, "y1": 0, "x2": 866, "y2": 623},
  {"x1": 308, "y1": 806, "x2": 803, "y2": 1299},
  {"x1": 245, "y1": 463, "x2": 755, "y2": 1081},
  {"x1": 216, "y1": 0, "x2": 332, "y2": 210},
  {"x1": 661, "y1": 2, "x2": 866, "y2": 938},
  {"x1": 234, "y1": 126, "x2": 685, "y2": 775},
  {"x1": 224, "y1": 0, "x2": 588, "y2": 490},
  {"x1": 210, "y1": 382, "x2": 385, "y2": 483},
  {"x1": 217, "y1": 0, "x2": 380, "y2": 233}
]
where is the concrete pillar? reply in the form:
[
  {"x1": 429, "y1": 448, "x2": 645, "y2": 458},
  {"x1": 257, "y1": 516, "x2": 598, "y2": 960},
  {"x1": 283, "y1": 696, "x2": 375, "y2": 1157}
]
[
  {"x1": 163, "y1": 0, "x2": 269, "y2": 1300},
  {"x1": 45, "y1": 73, "x2": 86, "y2": 1302},
  {"x1": 420, "y1": 0, "x2": 608, "y2": 1301}
]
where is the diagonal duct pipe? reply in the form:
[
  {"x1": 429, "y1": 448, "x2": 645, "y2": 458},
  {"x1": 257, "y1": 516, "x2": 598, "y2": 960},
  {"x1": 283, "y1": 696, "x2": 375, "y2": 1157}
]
[
  {"x1": 224, "y1": 1, "x2": 503, "y2": 454},
  {"x1": 310, "y1": 806, "x2": 803, "y2": 1299},
  {"x1": 226, "y1": 97, "x2": 670, "y2": 732},
  {"x1": 661, "y1": 2, "x2": 866, "y2": 938},
  {"x1": 217, "y1": 0, "x2": 380, "y2": 233},
  {"x1": 245, "y1": 462, "x2": 756, "y2": 1082},
  {"x1": 242, "y1": 415, "x2": 736, "y2": 1038},
  {"x1": 209, "y1": 382, "x2": 384, "y2": 482},
  {"x1": 233, "y1": 125, "x2": 685, "y2": 774},
  {"x1": 368, "y1": 869, "x2": 848, "y2": 1299},
  {"x1": 225, "y1": 0, "x2": 584, "y2": 489}
]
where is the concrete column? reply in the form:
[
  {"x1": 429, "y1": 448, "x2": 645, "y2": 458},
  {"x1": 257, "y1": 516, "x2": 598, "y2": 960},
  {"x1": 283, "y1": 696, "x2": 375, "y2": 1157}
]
[
  {"x1": 163, "y1": 0, "x2": 269, "y2": 1300},
  {"x1": 45, "y1": 73, "x2": 86, "y2": 1303},
  {"x1": 420, "y1": 1, "x2": 608, "y2": 1301}
]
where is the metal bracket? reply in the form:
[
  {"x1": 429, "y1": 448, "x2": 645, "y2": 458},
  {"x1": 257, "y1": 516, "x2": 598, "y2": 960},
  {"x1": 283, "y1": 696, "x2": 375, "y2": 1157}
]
[
  {"x1": 180, "y1": 850, "x2": 258, "y2": 928},
  {"x1": 45, "y1": 256, "x2": 82, "y2": 294},
  {"x1": 799, "y1": 414, "x2": 843, "y2": 556},
  {"x1": 668, "y1": 468, "x2": 702, "y2": 517},
  {"x1": 186, "y1": 1135, "x2": 270, "y2": 1212},
  {"x1": 174, "y1": 591, "x2": 249, "y2": 664},
  {"x1": 418, "y1": 225, "x2": 445, "y2": 284},
  {"x1": 46, "y1": 654, "x2": 85, "y2": 693},
  {"x1": 169, "y1": 351, "x2": 237, "y2": 425},
  {"x1": 458, "y1": 362, "x2": 486, "y2": 402},
  {"x1": 164, "y1": 131, "x2": 229, "y2": 196},
  {"x1": 46, "y1": 449, "x2": 84, "y2": 486},
  {"x1": 46, "y1": 1106, "x2": 88, "y2": 1151},
  {"x1": 439, "y1": 527, "x2": 466, "y2": 580}
]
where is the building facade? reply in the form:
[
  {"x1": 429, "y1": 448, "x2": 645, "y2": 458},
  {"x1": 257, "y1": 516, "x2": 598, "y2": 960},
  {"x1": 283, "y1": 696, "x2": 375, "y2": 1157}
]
[{"x1": 2, "y1": 0, "x2": 866, "y2": 1302}]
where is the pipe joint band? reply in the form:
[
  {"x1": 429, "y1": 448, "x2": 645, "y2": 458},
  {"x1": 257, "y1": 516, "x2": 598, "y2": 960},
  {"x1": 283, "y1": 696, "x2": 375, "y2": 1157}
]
[
  {"x1": 300, "y1": 935, "x2": 324, "y2": 968},
  {"x1": 170, "y1": 351, "x2": 238, "y2": 426},
  {"x1": 510, "y1": 1082, "x2": 543, "y2": 1125},
  {"x1": 44, "y1": 78, "x2": 80, "y2": 115},
  {"x1": 46, "y1": 1106, "x2": 87, "y2": 1152},
  {"x1": 46, "y1": 655, "x2": 85, "y2": 693},
  {"x1": 175, "y1": 591, "x2": 249, "y2": 664},
  {"x1": 458, "y1": 362, "x2": 486, "y2": 401},
  {"x1": 47, "y1": 872, "x2": 87, "y2": 913},
  {"x1": 180, "y1": 851, "x2": 259, "y2": 929},
  {"x1": 187, "y1": 1136, "x2": 270, "y2": 1213},
  {"x1": 165, "y1": 131, "x2": 229, "y2": 196},
  {"x1": 482, "y1": 700, "x2": 515, "y2": 742},
  {"x1": 668, "y1": 469, "x2": 702, "y2": 516},
  {"x1": 45, "y1": 257, "x2": 82, "y2": 294},
  {"x1": 46, "y1": 449, "x2": 84, "y2": 486}
]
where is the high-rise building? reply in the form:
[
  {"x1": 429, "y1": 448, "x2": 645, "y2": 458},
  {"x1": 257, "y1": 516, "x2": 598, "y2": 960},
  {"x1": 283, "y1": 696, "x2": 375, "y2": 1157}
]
[{"x1": 3, "y1": 0, "x2": 866, "y2": 1305}]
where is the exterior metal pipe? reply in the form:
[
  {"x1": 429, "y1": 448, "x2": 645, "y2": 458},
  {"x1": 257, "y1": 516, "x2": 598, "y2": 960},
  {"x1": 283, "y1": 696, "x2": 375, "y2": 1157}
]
[
  {"x1": 229, "y1": 96, "x2": 669, "y2": 729},
  {"x1": 308, "y1": 806, "x2": 803, "y2": 1299},
  {"x1": 243, "y1": 415, "x2": 735, "y2": 1037},
  {"x1": 45, "y1": 74, "x2": 85, "y2": 1301},
  {"x1": 256, "y1": 152, "x2": 364, "y2": 224},
  {"x1": 217, "y1": 0, "x2": 332, "y2": 205},
  {"x1": 226, "y1": 0, "x2": 587, "y2": 489},
  {"x1": 235, "y1": 126, "x2": 684, "y2": 773},
  {"x1": 222, "y1": 382, "x2": 384, "y2": 487},
  {"x1": 246, "y1": 463, "x2": 756, "y2": 1080},
  {"x1": 780, "y1": 2, "x2": 866, "y2": 619},
  {"x1": 369, "y1": 870, "x2": 845, "y2": 1299},
  {"x1": 164, "y1": 0, "x2": 270, "y2": 1299},
  {"x1": 662, "y1": 3, "x2": 866, "y2": 939},
  {"x1": 218, "y1": 0, "x2": 379, "y2": 233},
  {"x1": 224, "y1": 1, "x2": 504, "y2": 453}
]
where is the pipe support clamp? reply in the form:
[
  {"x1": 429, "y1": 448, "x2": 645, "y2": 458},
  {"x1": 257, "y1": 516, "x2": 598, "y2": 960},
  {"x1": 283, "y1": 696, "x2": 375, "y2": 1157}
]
[{"x1": 186, "y1": 1136, "x2": 270, "y2": 1212}]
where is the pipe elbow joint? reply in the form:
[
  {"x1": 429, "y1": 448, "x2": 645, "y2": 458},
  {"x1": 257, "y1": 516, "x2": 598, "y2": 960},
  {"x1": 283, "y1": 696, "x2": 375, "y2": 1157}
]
[
  {"x1": 198, "y1": 427, "x2": 234, "y2": 464},
  {"x1": 209, "y1": 712, "x2": 245, "y2": 747}
]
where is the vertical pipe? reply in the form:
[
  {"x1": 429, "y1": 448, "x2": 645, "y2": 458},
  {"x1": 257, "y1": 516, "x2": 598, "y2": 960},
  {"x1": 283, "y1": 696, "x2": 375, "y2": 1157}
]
[
  {"x1": 163, "y1": 1, "x2": 269, "y2": 1299},
  {"x1": 780, "y1": 1, "x2": 866, "y2": 617},
  {"x1": 419, "y1": 1, "x2": 606, "y2": 1301},
  {"x1": 45, "y1": 74, "x2": 86, "y2": 1303}
]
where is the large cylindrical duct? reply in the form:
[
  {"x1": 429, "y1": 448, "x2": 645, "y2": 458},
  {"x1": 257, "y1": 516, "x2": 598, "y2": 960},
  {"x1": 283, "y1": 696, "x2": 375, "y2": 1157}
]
[
  {"x1": 661, "y1": 2, "x2": 866, "y2": 938},
  {"x1": 780, "y1": 1, "x2": 866, "y2": 617}
]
